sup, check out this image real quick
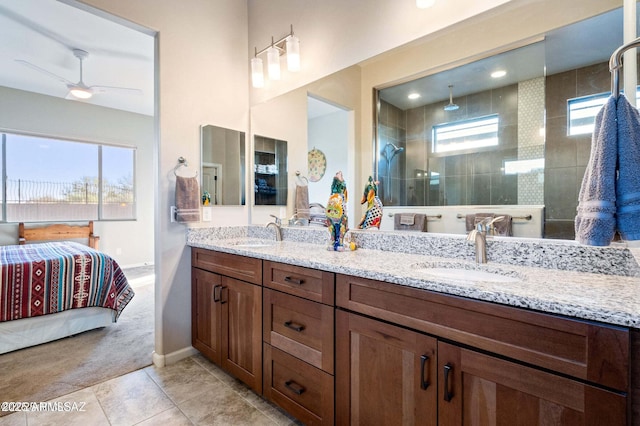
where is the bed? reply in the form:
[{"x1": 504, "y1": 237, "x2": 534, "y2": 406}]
[{"x1": 0, "y1": 222, "x2": 134, "y2": 354}]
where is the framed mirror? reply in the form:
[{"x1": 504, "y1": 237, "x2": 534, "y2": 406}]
[
  {"x1": 200, "y1": 124, "x2": 246, "y2": 205},
  {"x1": 254, "y1": 135, "x2": 287, "y2": 206}
]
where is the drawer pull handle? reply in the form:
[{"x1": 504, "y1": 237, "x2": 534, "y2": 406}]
[
  {"x1": 284, "y1": 276, "x2": 304, "y2": 285},
  {"x1": 213, "y1": 285, "x2": 222, "y2": 302},
  {"x1": 285, "y1": 380, "x2": 306, "y2": 395},
  {"x1": 443, "y1": 364, "x2": 453, "y2": 402},
  {"x1": 420, "y1": 354, "x2": 430, "y2": 390},
  {"x1": 284, "y1": 321, "x2": 305, "y2": 332},
  {"x1": 219, "y1": 286, "x2": 228, "y2": 305}
]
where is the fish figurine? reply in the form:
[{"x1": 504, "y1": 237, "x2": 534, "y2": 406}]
[
  {"x1": 357, "y1": 176, "x2": 383, "y2": 230},
  {"x1": 326, "y1": 171, "x2": 348, "y2": 251}
]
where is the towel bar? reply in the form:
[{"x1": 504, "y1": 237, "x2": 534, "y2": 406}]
[
  {"x1": 387, "y1": 213, "x2": 442, "y2": 219},
  {"x1": 610, "y1": 36, "x2": 640, "y2": 99},
  {"x1": 456, "y1": 213, "x2": 532, "y2": 221}
]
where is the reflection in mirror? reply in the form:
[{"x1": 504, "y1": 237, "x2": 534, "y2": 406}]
[
  {"x1": 375, "y1": 8, "x2": 628, "y2": 239},
  {"x1": 254, "y1": 135, "x2": 287, "y2": 205},
  {"x1": 200, "y1": 125, "x2": 246, "y2": 205},
  {"x1": 307, "y1": 96, "x2": 350, "y2": 208}
]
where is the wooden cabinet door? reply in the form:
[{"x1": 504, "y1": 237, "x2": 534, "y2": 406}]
[
  {"x1": 191, "y1": 267, "x2": 222, "y2": 364},
  {"x1": 437, "y1": 341, "x2": 627, "y2": 425},
  {"x1": 220, "y1": 276, "x2": 263, "y2": 394},
  {"x1": 336, "y1": 310, "x2": 437, "y2": 426}
]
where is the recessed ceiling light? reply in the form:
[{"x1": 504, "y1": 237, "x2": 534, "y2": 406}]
[
  {"x1": 408, "y1": 93, "x2": 421, "y2": 100},
  {"x1": 491, "y1": 70, "x2": 507, "y2": 78}
]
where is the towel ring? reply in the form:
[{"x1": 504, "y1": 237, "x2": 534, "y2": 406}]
[
  {"x1": 174, "y1": 156, "x2": 198, "y2": 178},
  {"x1": 295, "y1": 170, "x2": 309, "y2": 185}
]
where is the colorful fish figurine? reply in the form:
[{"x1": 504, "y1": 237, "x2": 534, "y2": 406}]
[
  {"x1": 326, "y1": 171, "x2": 348, "y2": 251},
  {"x1": 358, "y1": 176, "x2": 383, "y2": 230}
]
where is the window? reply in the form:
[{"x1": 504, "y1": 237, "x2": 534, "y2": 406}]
[
  {"x1": 2, "y1": 132, "x2": 136, "y2": 222},
  {"x1": 432, "y1": 114, "x2": 499, "y2": 154},
  {"x1": 568, "y1": 89, "x2": 640, "y2": 136}
]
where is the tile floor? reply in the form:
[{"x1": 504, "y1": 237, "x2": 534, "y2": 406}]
[{"x1": 0, "y1": 354, "x2": 301, "y2": 426}]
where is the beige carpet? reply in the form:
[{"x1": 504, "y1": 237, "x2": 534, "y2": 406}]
[{"x1": 0, "y1": 269, "x2": 154, "y2": 411}]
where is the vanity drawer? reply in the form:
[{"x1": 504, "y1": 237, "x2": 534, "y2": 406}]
[
  {"x1": 264, "y1": 288, "x2": 334, "y2": 374},
  {"x1": 192, "y1": 248, "x2": 262, "y2": 285},
  {"x1": 263, "y1": 261, "x2": 334, "y2": 305},
  {"x1": 336, "y1": 274, "x2": 630, "y2": 392},
  {"x1": 264, "y1": 343, "x2": 334, "y2": 426}
]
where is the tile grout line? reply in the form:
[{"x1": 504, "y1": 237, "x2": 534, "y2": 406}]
[
  {"x1": 139, "y1": 364, "x2": 197, "y2": 425},
  {"x1": 189, "y1": 355, "x2": 290, "y2": 425}
]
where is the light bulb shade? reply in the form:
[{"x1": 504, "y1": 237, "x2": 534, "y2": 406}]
[
  {"x1": 267, "y1": 46, "x2": 281, "y2": 80},
  {"x1": 286, "y1": 35, "x2": 300, "y2": 72},
  {"x1": 69, "y1": 87, "x2": 92, "y2": 99},
  {"x1": 251, "y1": 57, "x2": 264, "y2": 88}
]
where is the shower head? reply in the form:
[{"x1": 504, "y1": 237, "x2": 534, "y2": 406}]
[
  {"x1": 444, "y1": 84, "x2": 459, "y2": 111},
  {"x1": 381, "y1": 143, "x2": 405, "y2": 162}
]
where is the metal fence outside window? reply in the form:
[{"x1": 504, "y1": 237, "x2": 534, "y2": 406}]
[{"x1": 6, "y1": 178, "x2": 133, "y2": 204}]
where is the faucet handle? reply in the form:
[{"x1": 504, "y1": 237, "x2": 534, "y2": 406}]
[{"x1": 269, "y1": 214, "x2": 281, "y2": 226}]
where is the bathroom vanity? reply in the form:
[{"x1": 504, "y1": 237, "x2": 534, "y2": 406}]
[{"x1": 188, "y1": 226, "x2": 640, "y2": 425}]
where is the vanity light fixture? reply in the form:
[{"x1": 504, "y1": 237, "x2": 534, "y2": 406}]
[
  {"x1": 251, "y1": 54, "x2": 264, "y2": 88},
  {"x1": 251, "y1": 25, "x2": 300, "y2": 88},
  {"x1": 408, "y1": 92, "x2": 421, "y2": 100},
  {"x1": 491, "y1": 70, "x2": 507, "y2": 78},
  {"x1": 416, "y1": 0, "x2": 435, "y2": 8}
]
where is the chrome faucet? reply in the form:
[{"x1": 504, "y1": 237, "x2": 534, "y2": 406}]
[
  {"x1": 466, "y1": 216, "x2": 504, "y2": 263},
  {"x1": 266, "y1": 221, "x2": 282, "y2": 241}
]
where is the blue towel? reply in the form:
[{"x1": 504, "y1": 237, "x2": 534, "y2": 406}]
[
  {"x1": 616, "y1": 95, "x2": 640, "y2": 240},
  {"x1": 575, "y1": 96, "x2": 617, "y2": 246}
]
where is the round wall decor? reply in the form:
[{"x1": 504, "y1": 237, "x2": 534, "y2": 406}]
[{"x1": 308, "y1": 148, "x2": 327, "y2": 182}]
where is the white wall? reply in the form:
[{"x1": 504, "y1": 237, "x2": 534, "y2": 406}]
[
  {"x1": 247, "y1": 0, "x2": 511, "y2": 105},
  {"x1": 79, "y1": 0, "x2": 249, "y2": 363},
  {"x1": 307, "y1": 110, "x2": 349, "y2": 219},
  {"x1": 0, "y1": 85, "x2": 154, "y2": 267}
]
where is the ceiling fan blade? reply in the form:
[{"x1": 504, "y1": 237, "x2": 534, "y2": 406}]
[
  {"x1": 89, "y1": 85, "x2": 143, "y2": 95},
  {"x1": 15, "y1": 59, "x2": 74, "y2": 86}
]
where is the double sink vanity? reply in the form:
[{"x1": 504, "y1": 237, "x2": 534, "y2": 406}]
[{"x1": 187, "y1": 225, "x2": 640, "y2": 425}]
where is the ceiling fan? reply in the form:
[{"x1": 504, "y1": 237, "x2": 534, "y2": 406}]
[{"x1": 15, "y1": 48, "x2": 142, "y2": 100}]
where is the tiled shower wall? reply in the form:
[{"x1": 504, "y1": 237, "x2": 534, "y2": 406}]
[
  {"x1": 378, "y1": 84, "x2": 519, "y2": 207},
  {"x1": 378, "y1": 61, "x2": 622, "y2": 240},
  {"x1": 544, "y1": 62, "x2": 609, "y2": 239}
]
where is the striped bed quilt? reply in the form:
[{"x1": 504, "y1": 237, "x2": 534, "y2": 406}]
[{"x1": 0, "y1": 241, "x2": 134, "y2": 322}]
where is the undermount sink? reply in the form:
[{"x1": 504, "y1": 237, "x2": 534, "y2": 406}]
[
  {"x1": 411, "y1": 261, "x2": 525, "y2": 283},
  {"x1": 229, "y1": 239, "x2": 276, "y2": 248}
]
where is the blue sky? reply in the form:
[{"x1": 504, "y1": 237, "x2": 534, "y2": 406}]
[{"x1": 5, "y1": 133, "x2": 133, "y2": 184}]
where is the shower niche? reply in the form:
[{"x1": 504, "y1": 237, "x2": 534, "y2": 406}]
[{"x1": 254, "y1": 135, "x2": 288, "y2": 206}]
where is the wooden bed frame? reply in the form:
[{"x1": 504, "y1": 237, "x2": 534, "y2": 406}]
[{"x1": 18, "y1": 221, "x2": 100, "y2": 249}]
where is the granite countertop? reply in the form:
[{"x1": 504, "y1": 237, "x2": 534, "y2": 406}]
[{"x1": 187, "y1": 226, "x2": 640, "y2": 329}]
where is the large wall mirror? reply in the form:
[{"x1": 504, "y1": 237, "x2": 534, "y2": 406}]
[
  {"x1": 200, "y1": 124, "x2": 246, "y2": 205},
  {"x1": 375, "y1": 7, "x2": 634, "y2": 240}
]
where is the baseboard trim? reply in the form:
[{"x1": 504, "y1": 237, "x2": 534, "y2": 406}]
[{"x1": 152, "y1": 346, "x2": 198, "y2": 367}]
